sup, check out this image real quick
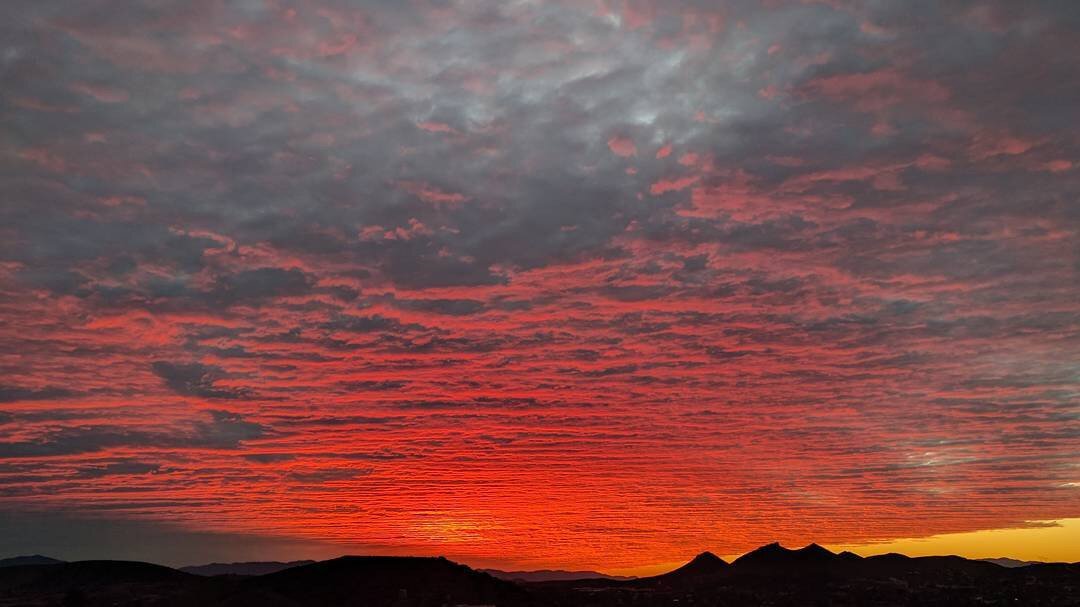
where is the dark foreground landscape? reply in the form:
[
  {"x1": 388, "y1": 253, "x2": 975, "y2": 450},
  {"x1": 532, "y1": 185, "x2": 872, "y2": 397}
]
[{"x1": 1, "y1": 544, "x2": 1078, "y2": 607}]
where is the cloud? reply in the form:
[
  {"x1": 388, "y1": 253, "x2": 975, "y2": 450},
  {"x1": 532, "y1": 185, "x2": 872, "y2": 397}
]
[
  {"x1": 0, "y1": 410, "x2": 268, "y2": 458},
  {"x1": 0, "y1": 385, "x2": 74, "y2": 403},
  {"x1": 0, "y1": 510, "x2": 348, "y2": 567},
  {"x1": 285, "y1": 467, "x2": 373, "y2": 483},
  {"x1": 391, "y1": 298, "x2": 486, "y2": 316},
  {"x1": 209, "y1": 268, "x2": 314, "y2": 306},
  {"x1": 151, "y1": 362, "x2": 252, "y2": 400},
  {"x1": 0, "y1": 0, "x2": 1077, "y2": 571},
  {"x1": 75, "y1": 460, "x2": 162, "y2": 478},
  {"x1": 193, "y1": 410, "x2": 268, "y2": 448},
  {"x1": 337, "y1": 380, "x2": 410, "y2": 392}
]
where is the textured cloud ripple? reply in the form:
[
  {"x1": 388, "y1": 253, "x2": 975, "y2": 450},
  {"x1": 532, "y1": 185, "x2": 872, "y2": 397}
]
[{"x1": 0, "y1": 0, "x2": 1078, "y2": 570}]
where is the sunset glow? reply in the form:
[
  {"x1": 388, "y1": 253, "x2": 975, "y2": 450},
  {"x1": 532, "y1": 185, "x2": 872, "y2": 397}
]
[
  {"x1": 832, "y1": 518, "x2": 1080, "y2": 565},
  {"x1": 1, "y1": 0, "x2": 1078, "y2": 572}
]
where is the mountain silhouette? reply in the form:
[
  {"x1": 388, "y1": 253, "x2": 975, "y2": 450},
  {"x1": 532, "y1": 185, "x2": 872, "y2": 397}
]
[
  {"x1": 482, "y1": 567, "x2": 634, "y2": 582},
  {"x1": 837, "y1": 549, "x2": 864, "y2": 562},
  {"x1": 0, "y1": 554, "x2": 64, "y2": 568},
  {"x1": 0, "y1": 559, "x2": 202, "y2": 606},
  {"x1": 848, "y1": 552, "x2": 1013, "y2": 581},
  {"x1": 639, "y1": 550, "x2": 728, "y2": 586},
  {"x1": 527, "y1": 543, "x2": 1080, "y2": 605},
  {"x1": 981, "y1": 556, "x2": 1047, "y2": 568},
  {"x1": 0, "y1": 546, "x2": 1078, "y2": 606},
  {"x1": 732, "y1": 542, "x2": 837, "y2": 570},
  {"x1": 180, "y1": 560, "x2": 315, "y2": 576},
  {"x1": 671, "y1": 551, "x2": 728, "y2": 576},
  {"x1": 247, "y1": 556, "x2": 528, "y2": 606}
]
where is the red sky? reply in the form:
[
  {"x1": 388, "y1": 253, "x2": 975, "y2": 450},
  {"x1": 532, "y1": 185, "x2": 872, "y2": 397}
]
[{"x1": 1, "y1": 0, "x2": 1078, "y2": 571}]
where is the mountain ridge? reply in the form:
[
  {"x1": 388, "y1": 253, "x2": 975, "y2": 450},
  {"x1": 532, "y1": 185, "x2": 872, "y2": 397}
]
[
  {"x1": 0, "y1": 547, "x2": 1077, "y2": 606},
  {"x1": 180, "y1": 560, "x2": 316, "y2": 576},
  {"x1": 0, "y1": 555, "x2": 65, "y2": 568},
  {"x1": 482, "y1": 567, "x2": 635, "y2": 582}
]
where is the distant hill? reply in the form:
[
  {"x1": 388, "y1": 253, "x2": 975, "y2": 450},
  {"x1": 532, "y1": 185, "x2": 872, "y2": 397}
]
[
  {"x1": 482, "y1": 567, "x2": 634, "y2": 582},
  {"x1": 981, "y1": 557, "x2": 1046, "y2": 568},
  {"x1": 180, "y1": 560, "x2": 315, "y2": 576},
  {"x1": 0, "y1": 555, "x2": 64, "y2": 568}
]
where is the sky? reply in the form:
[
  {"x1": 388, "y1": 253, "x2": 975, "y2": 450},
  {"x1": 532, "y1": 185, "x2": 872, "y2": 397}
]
[{"x1": 0, "y1": 0, "x2": 1078, "y2": 572}]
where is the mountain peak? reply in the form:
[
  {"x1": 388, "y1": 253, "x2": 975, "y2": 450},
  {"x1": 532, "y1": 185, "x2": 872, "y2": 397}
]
[
  {"x1": 735, "y1": 542, "x2": 789, "y2": 560},
  {"x1": 733, "y1": 542, "x2": 838, "y2": 569},
  {"x1": 838, "y1": 550, "x2": 864, "y2": 561},
  {"x1": 657, "y1": 550, "x2": 728, "y2": 580},
  {"x1": 690, "y1": 551, "x2": 723, "y2": 564},
  {"x1": 796, "y1": 543, "x2": 835, "y2": 557}
]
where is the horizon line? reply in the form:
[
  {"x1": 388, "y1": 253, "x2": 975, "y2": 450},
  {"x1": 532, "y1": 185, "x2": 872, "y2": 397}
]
[{"x1": 8, "y1": 520, "x2": 1078, "y2": 578}]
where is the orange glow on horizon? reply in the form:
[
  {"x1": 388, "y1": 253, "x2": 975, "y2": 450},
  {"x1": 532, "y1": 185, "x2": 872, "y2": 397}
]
[
  {"x1": 829, "y1": 518, "x2": 1080, "y2": 565},
  {"x1": 602, "y1": 519, "x2": 1080, "y2": 577}
]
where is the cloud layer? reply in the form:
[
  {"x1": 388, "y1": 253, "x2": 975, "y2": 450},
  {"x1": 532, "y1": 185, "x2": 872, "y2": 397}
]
[{"x1": 0, "y1": 0, "x2": 1078, "y2": 570}]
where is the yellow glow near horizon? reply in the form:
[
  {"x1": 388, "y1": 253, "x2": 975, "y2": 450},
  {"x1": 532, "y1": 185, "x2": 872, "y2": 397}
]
[
  {"x1": 610, "y1": 519, "x2": 1080, "y2": 577},
  {"x1": 829, "y1": 518, "x2": 1080, "y2": 564},
  {"x1": 609, "y1": 560, "x2": 690, "y2": 578}
]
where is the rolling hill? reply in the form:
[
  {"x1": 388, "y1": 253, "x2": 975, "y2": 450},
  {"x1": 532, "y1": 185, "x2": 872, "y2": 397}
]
[{"x1": 0, "y1": 545, "x2": 1077, "y2": 606}]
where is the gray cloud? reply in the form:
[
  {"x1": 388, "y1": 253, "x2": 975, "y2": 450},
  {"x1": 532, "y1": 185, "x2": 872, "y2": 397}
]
[
  {"x1": 0, "y1": 410, "x2": 268, "y2": 458},
  {"x1": 0, "y1": 0, "x2": 1077, "y2": 565},
  {"x1": 0, "y1": 385, "x2": 74, "y2": 403},
  {"x1": 151, "y1": 362, "x2": 252, "y2": 400}
]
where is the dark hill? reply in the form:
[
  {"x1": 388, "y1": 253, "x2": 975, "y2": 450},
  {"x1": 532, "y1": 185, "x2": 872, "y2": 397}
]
[
  {"x1": 733, "y1": 542, "x2": 837, "y2": 570},
  {"x1": 837, "y1": 550, "x2": 863, "y2": 562},
  {"x1": 0, "y1": 560, "x2": 203, "y2": 606},
  {"x1": 668, "y1": 551, "x2": 728, "y2": 577},
  {"x1": 0, "y1": 560, "x2": 190, "y2": 587},
  {"x1": 0, "y1": 557, "x2": 528, "y2": 607},
  {"x1": 854, "y1": 552, "x2": 1010, "y2": 582},
  {"x1": 544, "y1": 551, "x2": 731, "y2": 592},
  {"x1": 248, "y1": 556, "x2": 530, "y2": 606},
  {"x1": 638, "y1": 550, "x2": 729, "y2": 588}
]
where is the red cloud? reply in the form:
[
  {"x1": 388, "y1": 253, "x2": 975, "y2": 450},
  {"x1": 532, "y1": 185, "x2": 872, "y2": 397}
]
[
  {"x1": 650, "y1": 175, "x2": 700, "y2": 195},
  {"x1": 607, "y1": 136, "x2": 638, "y2": 157},
  {"x1": 398, "y1": 181, "x2": 469, "y2": 205},
  {"x1": 2, "y1": 0, "x2": 1077, "y2": 575}
]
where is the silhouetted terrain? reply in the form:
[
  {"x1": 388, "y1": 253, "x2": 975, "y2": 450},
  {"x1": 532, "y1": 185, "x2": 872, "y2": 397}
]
[
  {"x1": 538, "y1": 544, "x2": 1080, "y2": 606},
  {"x1": 1, "y1": 544, "x2": 1078, "y2": 606},
  {"x1": 0, "y1": 560, "x2": 202, "y2": 606},
  {"x1": 482, "y1": 569, "x2": 634, "y2": 582},
  {"x1": 252, "y1": 556, "x2": 528, "y2": 606},
  {"x1": 0, "y1": 556, "x2": 64, "y2": 568},
  {"x1": 620, "y1": 550, "x2": 727, "y2": 589},
  {"x1": 981, "y1": 557, "x2": 1050, "y2": 568},
  {"x1": 179, "y1": 561, "x2": 315, "y2": 577}
]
